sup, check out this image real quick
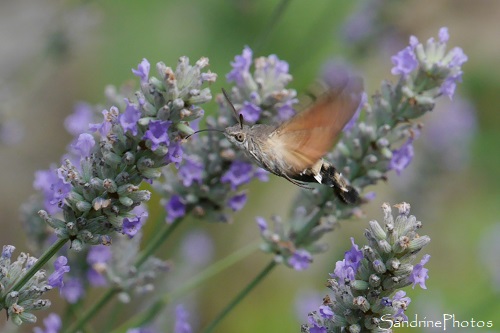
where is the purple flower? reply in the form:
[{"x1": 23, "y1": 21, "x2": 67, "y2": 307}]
[
  {"x1": 2, "y1": 245, "x2": 15, "y2": 259},
  {"x1": 277, "y1": 99, "x2": 297, "y2": 122},
  {"x1": 391, "y1": 46, "x2": 418, "y2": 76},
  {"x1": 389, "y1": 138, "x2": 414, "y2": 175},
  {"x1": 120, "y1": 99, "x2": 142, "y2": 135},
  {"x1": 318, "y1": 305, "x2": 334, "y2": 319},
  {"x1": 166, "y1": 141, "x2": 184, "y2": 168},
  {"x1": 253, "y1": 167, "x2": 269, "y2": 182},
  {"x1": 122, "y1": 216, "x2": 142, "y2": 238},
  {"x1": 424, "y1": 97, "x2": 476, "y2": 170},
  {"x1": 121, "y1": 204, "x2": 149, "y2": 238},
  {"x1": 89, "y1": 108, "x2": 118, "y2": 137},
  {"x1": 221, "y1": 160, "x2": 253, "y2": 190},
  {"x1": 288, "y1": 249, "x2": 313, "y2": 271},
  {"x1": 307, "y1": 316, "x2": 327, "y2": 333},
  {"x1": 71, "y1": 133, "x2": 95, "y2": 158},
  {"x1": 48, "y1": 256, "x2": 70, "y2": 289},
  {"x1": 228, "y1": 192, "x2": 247, "y2": 211},
  {"x1": 166, "y1": 195, "x2": 186, "y2": 223},
  {"x1": 344, "y1": 237, "x2": 363, "y2": 272},
  {"x1": 226, "y1": 46, "x2": 252, "y2": 86},
  {"x1": 294, "y1": 289, "x2": 323, "y2": 321},
  {"x1": 331, "y1": 260, "x2": 355, "y2": 284},
  {"x1": 87, "y1": 245, "x2": 112, "y2": 265},
  {"x1": 33, "y1": 313, "x2": 62, "y2": 333},
  {"x1": 87, "y1": 268, "x2": 107, "y2": 287},
  {"x1": 410, "y1": 254, "x2": 430, "y2": 289},
  {"x1": 34, "y1": 167, "x2": 70, "y2": 214},
  {"x1": 143, "y1": 120, "x2": 171, "y2": 151},
  {"x1": 438, "y1": 27, "x2": 449, "y2": 43},
  {"x1": 255, "y1": 216, "x2": 268, "y2": 233},
  {"x1": 127, "y1": 328, "x2": 155, "y2": 333},
  {"x1": 178, "y1": 157, "x2": 204, "y2": 187},
  {"x1": 132, "y1": 58, "x2": 150, "y2": 83},
  {"x1": 440, "y1": 46, "x2": 467, "y2": 100},
  {"x1": 64, "y1": 102, "x2": 94, "y2": 136},
  {"x1": 240, "y1": 101, "x2": 262, "y2": 123},
  {"x1": 61, "y1": 277, "x2": 84, "y2": 304},
  {"x1": 392, "y1": 291, "x2": 411, "y2": 321},
  {"x1": 181, "y1": 230, "x2": 214, "y2": 266},
  {"x1": 174, "y1": 304, "x2": 192, "y2": 333},
  {"x1": 87, "y1": 245, "x2": 111, "y2": 286},
  {"x1": 364, "y1": 191, "x2": 376, "y2": 202},
  {"x1": 340, "y1": 0, "x2": 377, "y2": 43}
]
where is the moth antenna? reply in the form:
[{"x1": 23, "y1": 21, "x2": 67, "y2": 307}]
[
  {"x1": 185, "y1": 128, "x2": 224, "y2": 140},
  {"x1": 222, "y1": 88, "x2": 244, "y2": 129}
]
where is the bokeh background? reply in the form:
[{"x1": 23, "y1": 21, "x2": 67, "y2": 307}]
[{"x1": 0, "y1": 0, "x2": 499, "y2": 332}]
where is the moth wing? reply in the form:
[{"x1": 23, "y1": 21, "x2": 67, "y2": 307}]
[{"x1": 268, "y1": 73, "x2": 363, "y2": 173}]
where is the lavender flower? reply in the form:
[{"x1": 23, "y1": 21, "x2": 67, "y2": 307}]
[
  {"x1": 227, "y1": 192, "x2": 247, "y2": 211},
  {"x1": 35, "y1": 56, "x2": 215, "y2": 248},
  {"x1": 226, "y1": 46, "x2": 253, "y2": 86},
  {"x1": 0, "y1": 246, "x2": 53, "y2": 325},
  {"x1": 87, "y1": 245, "x2": 112, "y2": 286},
  {"x1": 258, "y1": 28, "x2": 466, "y2": 265},
  {"x1": 180, "y1": 230, "x2": 214, "y2": 266},
  {"x1": 60, "y1": 277, "x2": 84, "y2": 304},
  {"x1": 143, "y1": 120, "x2": 172, "y2": 151},
  {"x1": 389, "y1": 138, "x2": 415, "y2": 175},
  {"x1": 64, "y1": 102, "x2": 95, "y2": 136},
  {"x1": 33, "y1": 313, "x2": 62, "y2": 333},
  {"x1": 423, "y1": 97, "x2": 477, "y2": 170},
  {"x1": 48, "y1": 256, "x2": 70, "y2": 289},
  {"x1": 165, "y1": 195, "x2": 186, "y2": 223},
  {"x1": 132, "y1": 58, "x2": 150, "y2": 83},
  {"x1": 391, "y1": 46, "x2": 418, "y2": 76},
  {"x1": 288, "y1": 249, "x2": 313, "y2": 271},
  {"x1": 409, "y1": 254, "x2": 430, "y2": 289},
  {"x1": 71, "y1": 133, "x2": 95, "y2": 158},
  {"x1": 178, "y1": 157, "x2": 204, "y2": 187},
  {"x1": 174, "y1": 304, "x2": 192, "y2": 333},
  {"x1": 154, "y1": 47, "x2": 293, "y2": 223},
  {"x1": 120, "y1": 100, "x2": 142, "y2": 135},
  {"x1": 301, "y1": 203, "x2": 431, "y2": 332},
  {"x1": 221, "y1": 161, "x2": 253, "y2": 190}
]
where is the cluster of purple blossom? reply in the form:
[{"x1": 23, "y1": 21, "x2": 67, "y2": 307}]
[
  {"x1": 302, "y1": 203, "x2": 431, "y2": 332},
  {"x1": 155, "y1": 46, "x2": 297, "y2": 223},
  {"x1": 251, "y1": 28, "x2": 467, "y2": 273},
  {"x1": 1, "y1": 24, "x2": 467, "y2": 333}
]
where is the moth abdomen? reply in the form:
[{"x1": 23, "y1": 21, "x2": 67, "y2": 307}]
[{"x1": 319, "y1": 163, "x2": 359, "y2": 204}]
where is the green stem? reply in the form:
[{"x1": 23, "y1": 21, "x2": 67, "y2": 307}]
[
  {"x1": 135, "y1": 218, "x2": 182, "y2": 267},
  {"x1": 110, "y1": 241, "x2": 260, "y2": 333},
  {"x1": 1, "y1": 237, "x2": 67, "y2": 304},
  {"x1": 63, "y1": 218, "x2": 181, "y2": 332},
  {"x1": 64, "y1": 287, "x2": 120, "y2": 333},
  {"x1": 252, "y1": 0, "x2": 292, "y2": 54},
  {"x1": 294, "y1": 207, "x2": 325, "y2": 246},
  {"x1": 201, "y1": 260, "x2": 277, "y2": 333}
]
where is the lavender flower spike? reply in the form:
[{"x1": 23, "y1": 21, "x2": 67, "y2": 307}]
[
  {"x1": 301, "y1": 203, "x2": 431, "y2": 332},
  {"x1": 36, "y1": 56, "x2": 215, "y2": 248}
]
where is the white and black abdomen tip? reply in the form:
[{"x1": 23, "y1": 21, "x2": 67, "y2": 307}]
[{"x1": 320, "y1": 163, "x2": 359, "y2": 205}]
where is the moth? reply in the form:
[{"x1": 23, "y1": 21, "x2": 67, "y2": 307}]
[{"x1": 221, "y1": 72, "x2": 364, "y2": 204}]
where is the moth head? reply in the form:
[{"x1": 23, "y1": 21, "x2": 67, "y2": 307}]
[{"x1": 224, "y1": 124, "x2": 250, "y2": 147}]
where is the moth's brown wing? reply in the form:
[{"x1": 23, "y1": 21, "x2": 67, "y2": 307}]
[{"x1": 268, "y1": 73, "x2": 363, "y2": 173}]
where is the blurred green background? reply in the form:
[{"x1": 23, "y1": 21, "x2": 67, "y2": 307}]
[{"x1": 0, "y1": 0, "x2": 499, "y2": 332}]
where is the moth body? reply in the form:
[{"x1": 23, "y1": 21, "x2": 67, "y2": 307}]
[{"x1": 222, "y1": 68, "x2": 363, "y2": 204}]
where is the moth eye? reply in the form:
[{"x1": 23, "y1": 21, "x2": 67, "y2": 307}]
[{"x1": 235, "y1": 133, "x2": 245, "y2": 142}]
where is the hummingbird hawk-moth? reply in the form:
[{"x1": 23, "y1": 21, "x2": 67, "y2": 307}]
[
  {"x1": 186, "y1": 70, "x2": 363, "y2": 204},
  {"x1": 221, "y1": 71, "x2": 363, "y2": 204}
]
